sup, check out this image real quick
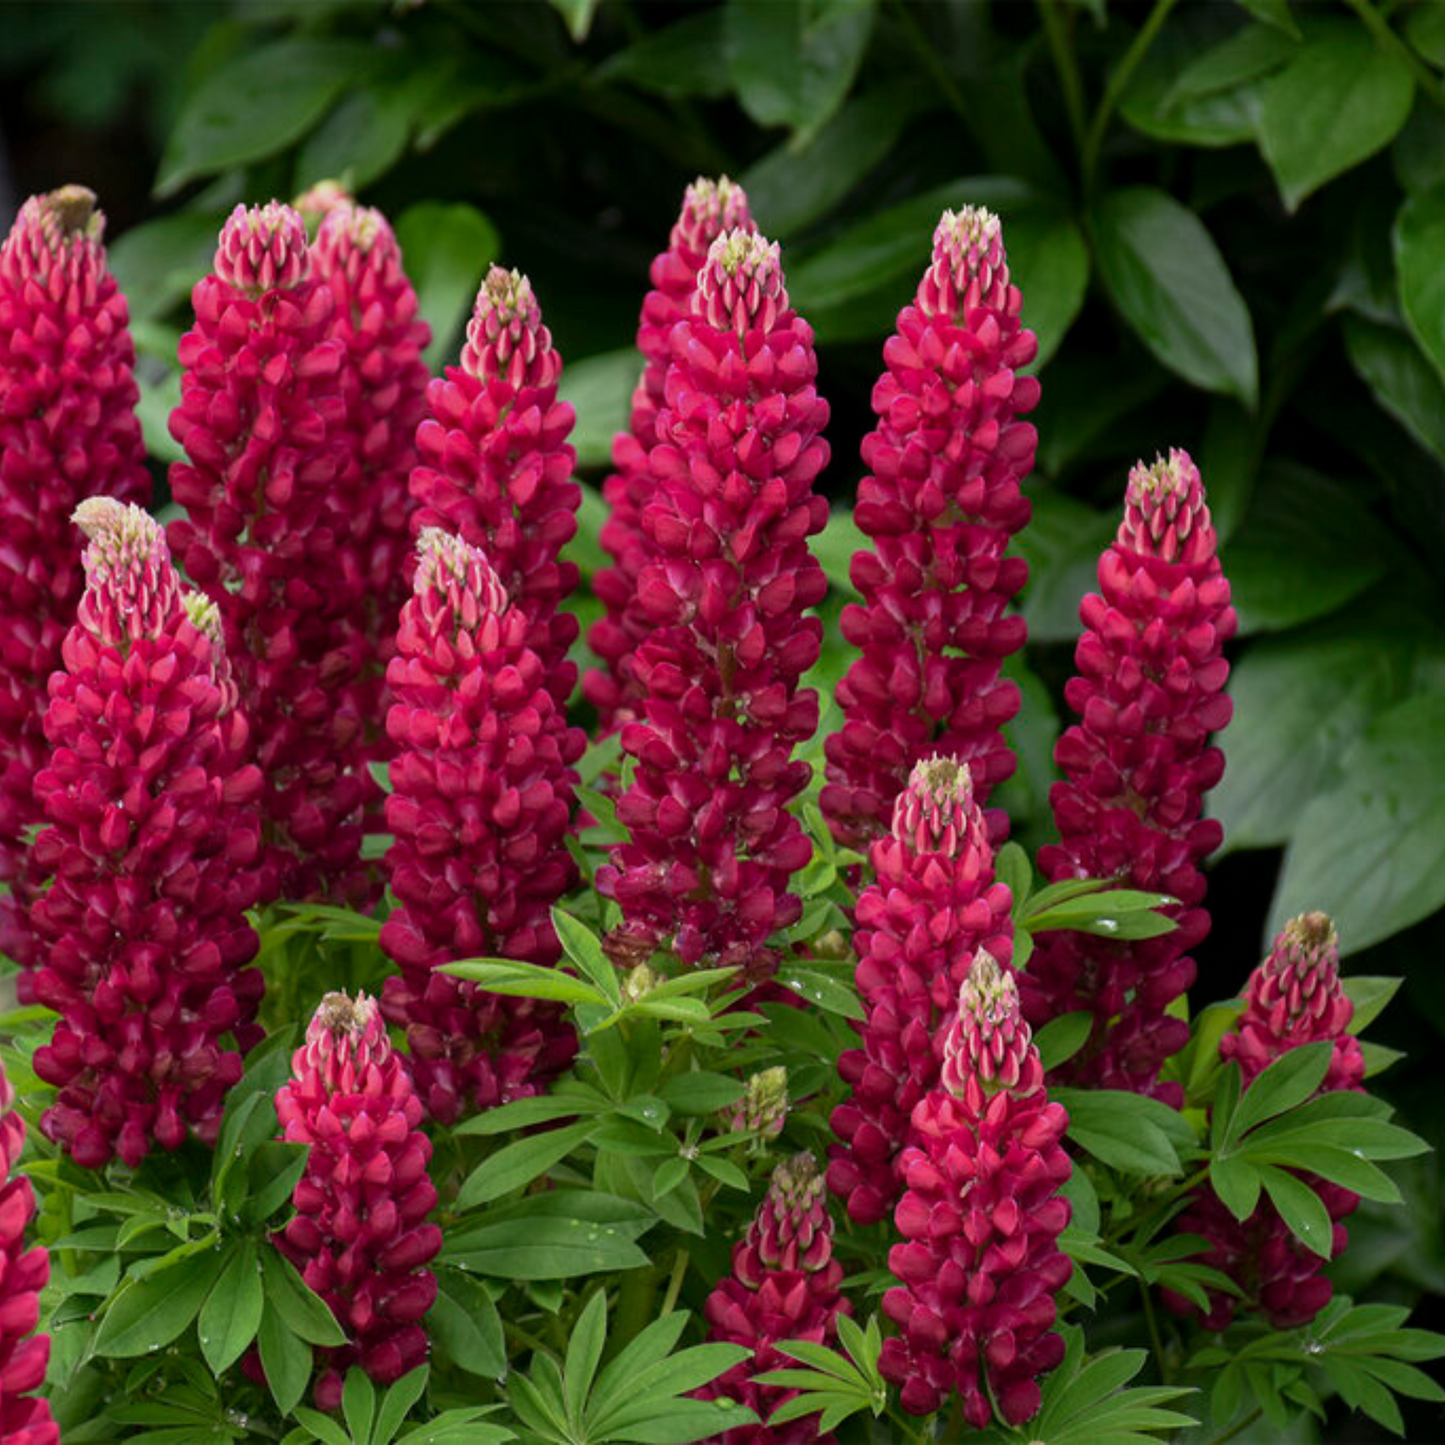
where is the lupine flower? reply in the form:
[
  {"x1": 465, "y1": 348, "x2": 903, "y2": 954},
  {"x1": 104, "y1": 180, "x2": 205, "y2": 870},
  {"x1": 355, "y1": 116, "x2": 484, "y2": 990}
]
[
  {"x1": 1017, "y1": 450, "x2": 1235, "y2": 1101},
  {"x1": 30, "y1": 501, "x2": 264, "y2": 1169},
  {"x1": 274, "y1": 991, "x2": 442, "y2": 1410},
  {"x1": 828, "y1": 757, "x2": 1014, "y2": 1225},
  {"x1": 409, "y1": 265, "x2": 580, "y2": 710},
  {"x1": 0, "y1": 1063, "x2": 58, "y2": 1444},
  {"x1": 880, "y1": 957, "x2": 1072, "y2": 1428},
  {"x1": 587, "y1": 176, "x2": 755, "y2": 731},
  {"x1": 305, "y1": 186, "x2": 431, "y2": 773},
  {"x1": 697, "y1": 1152, "x2": 849, "y2": 1444},
  {"x1": 379, "y1": 529, "x2": 580, "y2": 1123},
  {"x1": 822, "y1": 207, "x2": 1038, "y2": 853},
  {"x1": 1165, "y1": 913, "x2": 1364, "y2": 1330},
  {"x1": 0, "y1": 185, "x2": 149, "y2": 988},
  {"x1": 168, "y1": 201, "x2": 372, "y2": 906},
  {"x1": 728, "y1": 1067, "x2": 789, "y2": 1140},
  {"x1": 600, "y1": 230, "x2": 829, "y2": 972}
]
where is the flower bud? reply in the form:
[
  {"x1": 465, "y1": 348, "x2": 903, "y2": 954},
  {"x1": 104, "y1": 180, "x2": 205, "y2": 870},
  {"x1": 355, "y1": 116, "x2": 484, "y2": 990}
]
[{"x1": 727, "y1": 1067, "x2": 788, "y2": 1139}]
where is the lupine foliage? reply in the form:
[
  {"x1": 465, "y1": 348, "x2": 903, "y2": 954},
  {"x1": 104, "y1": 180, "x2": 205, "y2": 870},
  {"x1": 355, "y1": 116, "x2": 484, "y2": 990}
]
[{"x1": 3, "y1": 1, "x2": 1445, "y2": 1442}]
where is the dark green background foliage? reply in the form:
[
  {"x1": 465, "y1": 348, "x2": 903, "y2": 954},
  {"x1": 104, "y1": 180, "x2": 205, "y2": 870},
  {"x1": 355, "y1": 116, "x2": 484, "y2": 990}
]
[{"x1": 4, "y1": 0, "x2": 1445, "y2": 1435}]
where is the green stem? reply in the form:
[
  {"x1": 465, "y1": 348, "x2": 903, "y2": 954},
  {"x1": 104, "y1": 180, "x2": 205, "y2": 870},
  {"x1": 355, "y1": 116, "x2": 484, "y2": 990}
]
[
  {"x1": 1342, "y1": 0, "x2": 1445, "y2": 110},
  {"x1": 1204, "y1": 1406, "x2": 1264, "y2": 1445},
  {"x1": 1081, "y1": 0, "x2": 1181, "y2": 195},
  {"x1": 1139, "y1": 1277, "x2": 1170, "y2": 1385},
  {"x1": 659, "y1": 1247, "x2": 690, "y2": 1316},
  {"x1": 888, "y1": 0, "x2": 976, "y2": 133},
  {"x1": 615, "y1": 1263, "x2": 661, "y2": 1346},
  {"x1": 1037, "y1": 0, "x2": 1088, "y2": 155}
]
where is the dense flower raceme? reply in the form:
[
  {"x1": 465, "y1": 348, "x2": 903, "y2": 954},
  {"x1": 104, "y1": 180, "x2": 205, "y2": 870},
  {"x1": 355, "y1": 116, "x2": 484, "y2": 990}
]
[
  {"x1": 587, "y1": 175, "x2": 756, "y2": 731},
  {"x1": 0, "y1": 1064, "x2": 58, "y2": 1445},
  {"x1": 30, "y1": 501, "x2": 264, "y2": 1169},
  {"x1": 698, "y1": 1152, "x2": 849, "y2": 1444},
  {"x1": 274, "y1": 991, "x2": 442, "y2": 1410},
  {"x1": 409, "y1": 265, "x2": 581, "y2": 710},
  {"x1": 1165, "y1": 913, "x2": 1366, "y2": 1331},
  {"x1": 600, "y1": 229, "x2": 829, "y2": 971},
  {"x1": 822, "y1": 206, "x2": 1038, "y2": 854},
  {"x1": 379, "y1": 529, "x2": 581, "y2": 1123},
  {"x1": 0, "y1": 185, "x2": 150, "y2": 986},
  {"x1": 1018, "y1": 450, "x2": 1236, "y2": 1102},
  {"x1": 880, "y1": 956, "x2": 1072, "y2": 1428},
  {"x1": 828, "y1": 757, "x2": 1014, "y2": 1226},
  {"x1": 303, "y1": 184, "x2": 431, "y2": 766},
  {"x1": 167, "y1": 201, "x2": 371, "y2": 906}
]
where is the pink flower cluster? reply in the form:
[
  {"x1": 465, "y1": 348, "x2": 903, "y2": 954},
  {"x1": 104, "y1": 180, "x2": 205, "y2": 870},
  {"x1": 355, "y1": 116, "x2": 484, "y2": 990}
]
[
  {"x1": 1019, "y1": 450, "x2": 1235, "y2": 1101},
  {"x1": 0, "y1": 185, "x2": 149, "y2": 985},
  {"x1": 881, "y1": 956, "x2": 1072, "y2": 1428},
  {"x1": 31, "y1": 501, "x2": 264, "y2": 1169},
  {"x1": 588, "y1": 176, "x2": 755, "y2": 731},
  {"x1": 828, "y1": 757, "x2": 1014, "y2": 1225},
  {"x1": 409, "y1": 265, "x2": 581, "y2": 710},
  {"x1": 699, "y1": 1152, "x2": 849, "y2": 1444},
  {"x1": 601, "y1": 229, "x2": 829, "y2": 971},
  {"x1": 1166, "y1": 913, "x2": 1364, "y2": 1330},
  {"x1": 823, "y1": 207, "x2": 1038, "y2": 852},
  {"x1": 275, "y1": 991, "x2": 442, "y2": 1409},
  {"x1": 0, "y1": 1064, "x2": 58, "y2": 1444},
  {"x1": 167, "y1": 202, "x2": 370, "y2": 906},
  {"x1": 379, "y1": 529, "x2": 580, "y2": 1122}
]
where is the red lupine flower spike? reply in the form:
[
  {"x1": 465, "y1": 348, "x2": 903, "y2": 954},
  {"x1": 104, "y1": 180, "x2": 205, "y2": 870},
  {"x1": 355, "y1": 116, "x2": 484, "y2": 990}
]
[
  {"x1": 828, "y1": 757, "x2": 1015, "y2": 1225},
  {"x1": 0, "y1": 1063, "x2": 59, "y2": 1444},
  {"x1": 880, "y1": 956, "x2": 1072, "y2": 1429},
  {"x1": 31, "y1": 503, "x2": 264, "y2": 1169},
  {"x1": 379, "y1": 529, "x2": 580, "y2": 1123},
  {"x1": 822, "y1": 205, "x2": 1038, "y2": 853},
  {"x1": 600, "y1": 227, "x2": 829, "y2": 973},
  {"x1": 305, "y1": 188, "x2": 431, "y2": 806},
  {"x1": 274, "y1": 991, "x2": 442, "y2": 1410},
  {"x1": 587, "y1": 177, "x2": 755, "y2": 733},
  {"x1": 697, "y1": 1152, "x2": 850, "y2": 1443},
  {"x1": 168, "y1": 200, "x2": 371, "y2": 907},
  {"x1": 408, "y1": 265, "x2": 581, "y2": 711},
  {"x1": 1165, "y1": 913, "x2": 1364, "y2": 1331},
  {"x1": 1018, "y1": 448, "x2": 1236, "y2": 1102},
  {"x1": 0, "y1": 185, "x2": 150, "y2": 990}
]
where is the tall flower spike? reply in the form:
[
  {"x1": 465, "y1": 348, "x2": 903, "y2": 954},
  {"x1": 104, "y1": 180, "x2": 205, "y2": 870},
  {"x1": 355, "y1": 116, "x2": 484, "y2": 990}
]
[
  {"x1": 600, "y1": 228, "x2": 829, "y2": 971},
  {"x1": 307, "y1": 189, "x2": 431, "y2": 803},
  {"x1": 168, "y1": 201, "x2": 370, "y2": 906},
  {"x1": 588, "y1": 177, "x2": 755, "y2": 731},
  {"x1": 822, "y1": 206, "x2": 1038, "y2": 853},
  {"x1": 1018, "y1": 449, "x2": 1235, "y2": 1101},
  {"x1": 0, "y1": 185, "x2": 150, "y2": 989},
  {"x1": 409, "y1": 265, "x2": 581, "y2": 710},
  {"x1": 0, "y1": 1063, "x2": 58, "y2": 1444},
  {"x1": 1165, "y1": 913, "x2": 1364, "y2": 1331},
  {"x1": 697, "y1": 1153, "x2": 849, "y2": 1443},
  {"x1": 31, "y1": 503, "x2": 264, "y2": 1169},
  {"x1": 379, "y1": 530, "x2": 581, "y2": 1122},
  {"x1": 880, "y1": 957, "x2": 1072, "y2": 1429},
  {"x1": 828, "y1": 757, "x2": 1015, "y2": 1225},
  {"x1": 275, "y1": 992, "x2": 442, "y2": 1409}
]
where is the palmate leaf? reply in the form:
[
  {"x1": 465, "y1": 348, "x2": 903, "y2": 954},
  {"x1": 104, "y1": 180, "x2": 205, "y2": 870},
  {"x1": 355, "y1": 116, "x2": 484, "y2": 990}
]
[{"x1": 755, "y1": 1316, "x2": 888, "y2": 1434}]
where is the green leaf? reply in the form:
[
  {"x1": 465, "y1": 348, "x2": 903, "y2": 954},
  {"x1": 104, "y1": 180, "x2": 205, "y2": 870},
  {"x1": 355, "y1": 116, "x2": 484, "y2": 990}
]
[
  {"x1": 1395, "y1": 187, "x2": 1445, "y2": 390},
  {"x1": 258, "y1": 1307, "x2": 311, "y2": 1418},
  {"x1": 1343, "y1": 314, "x2": 1445, "y2": 465},
  {"x1": 1035, "y1": 1012, "x2": 1094, "y2": 1073},
  {"x1": 442, "y1": 1213, "x2": 649, "y2": 1280},
  {"x1": 94, "y1": 1248, "x2": 227, "y2": 1357},
  {"x1": 775, "y1": 966, "x2": 862, "y2": 1019},
  {"x1": 726, "y1": 0, "x2": 875, "y2": 147},
  {"x1": 108, "y1": 211, "x2": 222, "y2": 322},
  {"x1": 1025, "y1": 889, "x2": 1177, "y2": 940},
  {"x1": 1211, "y1": 1155, "x2": 1263, "y2": 1221},
  {"x1": 261, "y1": 1249, "x2": 348, "y2": 1347},
  {"x1": 1227, "y1": 1041, "x2": 1333, "y2": 1142},
  {"x1": 431, "y1": 1269, "x2": 506, "y2": 1379},
  {"x1": 1239, "y1": 0, "x2": 1300, "y2": 39},
  {"x1": 564, "y1": 1291, "x2": 608, "y2": 1427},
  {"x1": 1344, "y1": 976, "x2": 1403, "y2": 1034},
  {"x1": 197, "y1": 1239, "x2": 263, "y2": 1376},
  {"x1": 1092, "y1": 186, "x2": 1257, "y2": 406},
  {"x1": 292, "y1": 1408, "x2": 353, "y2": 1445},
  {"x1": 157, "y1": 39, "x2": 369, "y2": 196},
  {"x1": 456, "y1": 1090, "x2": 604, "y2": 1136},
  {"x1": 1052, "y1": 1089, "x2": 1183, "y2": 1177},
  {"x1": 1268, "y1": 689, "x2": 1445, "y2": 952},
  {"x1": 1259, "y1": 1165, "x2": 1334, "y2": 1257},
  {"x1": 1006, "y1": 205, "x2": 1090, "y2": 368},
  {"x1": 343, "y1": 1370, "x2": 377, "y2": 1445},
  {"x1": 1210, "y1": 626, "x2": 1413, "y2": 851},
  {"x1": 657, "y1": 1072, "x2": 746, "y2": 1115},
  {"x1": 550, "y1": 0, "x2": 600, "y2": 42},
  {"x1": 593, "y1": 8, "x2": 731, "y2": 99},
  {"x1": 1016, "y1": 491, "x2": 1118, "y2": 642},
  {"x1": 1164, "y1": 23, "x2": 1299, "y2": 110},
  {"x1": 394, "y1": 202, "x2": 501, "y2": 370},
  {"x1": 552, "y1": 909, "x2": 622, "y2": 1007},
  {"x1": 442, "y1": 957, "x2": 608, "y2": 1007},
  {"x1": 559, "y1": 347, "x2": 638, "y2": 471},
  {"x1": 458, "y1": 1120, "x2": 599, "y2": 1208},
  {"x1": 1257, "y1": 24, "x2": 1415, "y2": 211},
  {"x1": 295, "y1": 86, "x2": 411, "y2": 192},
  {"x1": 247, "y1": 1141, "x2": 310, "y2": 1223},
  {"x1": 372, "y1": 1367, "x2": 430, "y2": 1445}
]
